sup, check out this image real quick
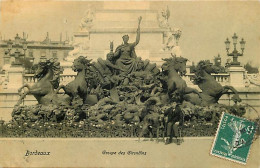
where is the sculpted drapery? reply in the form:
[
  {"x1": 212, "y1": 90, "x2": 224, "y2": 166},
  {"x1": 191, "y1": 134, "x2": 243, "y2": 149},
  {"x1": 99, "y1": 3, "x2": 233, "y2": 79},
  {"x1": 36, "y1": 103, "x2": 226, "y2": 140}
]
[{"x1": 112, "y1": 16, "x2": 142, "y2": 74}]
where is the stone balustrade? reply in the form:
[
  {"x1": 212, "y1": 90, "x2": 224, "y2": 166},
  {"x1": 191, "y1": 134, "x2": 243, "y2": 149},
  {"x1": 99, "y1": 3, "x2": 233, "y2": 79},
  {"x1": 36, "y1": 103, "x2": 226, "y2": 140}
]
[
  {"x1": 247, "y1": 74, "x2": 258, "y2": 78},
  {"x1": 0, "y1": 70, "x2": 259, "y2": 122},
  {"x1": 183, "y1": 73, "x2": 230, "y2": 86},
  {"x1": 23, "y1": 74, "x2": 38, "y2": 85},
  {"x1": 59, "y1": 75, "x2": 76, "y2": 85},
  {"x1": 24, "y1": 74, "x2": 76, "y2": 86},
  {"x1": 213, "y1": 73, "x2": 230, "y2": 84},
  {"x1": 23, "y1": 73, "x2": 232, "y2": 87}
]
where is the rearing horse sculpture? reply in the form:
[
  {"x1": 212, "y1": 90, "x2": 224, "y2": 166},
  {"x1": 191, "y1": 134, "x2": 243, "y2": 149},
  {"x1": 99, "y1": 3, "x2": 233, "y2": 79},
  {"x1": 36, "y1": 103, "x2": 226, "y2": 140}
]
[
  {"x1": 55, "y1": 56, "x2": 91, "y2": 104},
  {"x1": 192, "y1": 60, "x2": 241, "y2": 105},
  {"x1": 160, "y1": 55, "x2": 201, "y2": 104},
  {"x1": 16, "y1": 59, "x2": 65, "y2": 106}
]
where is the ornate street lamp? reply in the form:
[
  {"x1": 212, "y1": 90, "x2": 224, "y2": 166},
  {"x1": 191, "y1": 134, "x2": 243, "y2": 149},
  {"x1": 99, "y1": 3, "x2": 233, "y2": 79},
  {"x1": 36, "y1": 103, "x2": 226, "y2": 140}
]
[{"x1": 224, "y1": 33, "x2": 245, "y2": 66}]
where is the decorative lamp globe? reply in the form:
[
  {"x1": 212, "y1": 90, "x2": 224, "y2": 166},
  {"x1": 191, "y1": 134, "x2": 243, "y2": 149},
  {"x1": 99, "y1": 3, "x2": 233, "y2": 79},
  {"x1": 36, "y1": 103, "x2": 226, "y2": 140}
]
[
  {"x1": 240, "y1": 38, "x2": 246, "y2": 51},
  {"x1": 232, "y1": 33, "x2": 238, "y2": 45},
  {"x1": 225, "y1": 38, "x2": 230, "y2": 51}
]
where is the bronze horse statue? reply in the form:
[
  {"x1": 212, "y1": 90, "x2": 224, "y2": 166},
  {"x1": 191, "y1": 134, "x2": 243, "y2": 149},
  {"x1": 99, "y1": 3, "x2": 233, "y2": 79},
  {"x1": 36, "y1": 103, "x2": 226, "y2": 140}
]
[
  {"x1": 191, "y1": 60, "x2": 241, "y2": 105},
  {"x1": 55, "y1": 56, "x2": 92, "y2": 104},
  {"x1": 16, "y1": 59, "x2": 67, "y2": 106},
  {"x1": 160, "y1": 55, "x2": 201, "y2": 104}
]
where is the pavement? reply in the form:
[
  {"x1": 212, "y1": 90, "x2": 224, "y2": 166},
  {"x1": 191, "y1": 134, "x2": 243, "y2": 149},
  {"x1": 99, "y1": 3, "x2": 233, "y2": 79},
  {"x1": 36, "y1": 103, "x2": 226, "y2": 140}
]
[{"x1": 0, "y1": 137, "x2": 259, "y2": 168}]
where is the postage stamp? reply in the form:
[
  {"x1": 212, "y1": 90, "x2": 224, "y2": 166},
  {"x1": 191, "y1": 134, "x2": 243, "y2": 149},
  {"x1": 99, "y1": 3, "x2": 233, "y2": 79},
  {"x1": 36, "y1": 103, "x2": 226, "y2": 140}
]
[{"x1": 210, "y1": 112, "x2": 257, "y2": 165}]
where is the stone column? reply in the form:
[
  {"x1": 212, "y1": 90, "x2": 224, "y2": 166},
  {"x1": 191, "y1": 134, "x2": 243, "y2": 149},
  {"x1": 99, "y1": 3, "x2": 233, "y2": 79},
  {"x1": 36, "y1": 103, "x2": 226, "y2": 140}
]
[
  {"x1": 228, "y1": 66, "x2": 245, "y2": 87},
  {"x1": 7, "y1": 65, "x2": 24, "y2": 91}
]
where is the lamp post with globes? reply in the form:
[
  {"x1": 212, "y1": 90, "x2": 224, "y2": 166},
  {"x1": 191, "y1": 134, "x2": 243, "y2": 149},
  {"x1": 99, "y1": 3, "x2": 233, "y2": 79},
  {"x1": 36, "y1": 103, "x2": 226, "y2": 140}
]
[{"x1": 225, "y1": 33, "x2": 246, "y2": 66}]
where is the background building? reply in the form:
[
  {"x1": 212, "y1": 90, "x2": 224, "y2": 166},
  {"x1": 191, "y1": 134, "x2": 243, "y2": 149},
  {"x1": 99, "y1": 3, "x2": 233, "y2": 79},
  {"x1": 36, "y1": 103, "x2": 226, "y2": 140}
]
[{"x1": 0, "y1": 32, "x2": 74, "y2": 70}]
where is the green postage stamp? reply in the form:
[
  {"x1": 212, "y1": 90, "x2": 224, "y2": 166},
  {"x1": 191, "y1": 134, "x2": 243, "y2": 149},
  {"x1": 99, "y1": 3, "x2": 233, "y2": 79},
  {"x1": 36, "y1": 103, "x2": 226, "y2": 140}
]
[{"x1": 210, "y1": 112, "x2": 257, "y2": 165}]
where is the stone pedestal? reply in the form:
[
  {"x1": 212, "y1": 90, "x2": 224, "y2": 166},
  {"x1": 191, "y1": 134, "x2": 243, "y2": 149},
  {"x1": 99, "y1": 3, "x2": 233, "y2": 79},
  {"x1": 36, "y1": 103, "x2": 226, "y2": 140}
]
[
  {"x1": 7, "y1": 65, "x2": 24, "y2": 91},
  {"x1": 60, "y1": 61, "x2": 77, "y2": 76},
  {"x1": 71, "y1": 1, "x2": 171, "y2": 66},
  {"x1": 61, "y1": 32, "x2": 89, "y2": 75},
  {"x1": 228, "y1": 66, "x2": 245, "y2": 87},
  {"x1": 74, "y1": 32, "x2": 90, "y2": 55}
]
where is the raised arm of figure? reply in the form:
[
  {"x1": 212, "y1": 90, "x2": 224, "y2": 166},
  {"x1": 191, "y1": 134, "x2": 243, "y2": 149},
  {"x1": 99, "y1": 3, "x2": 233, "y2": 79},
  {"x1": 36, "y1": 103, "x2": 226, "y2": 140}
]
[{"x1": 132, "y1": 16, "x2": 142, "y2": 47}]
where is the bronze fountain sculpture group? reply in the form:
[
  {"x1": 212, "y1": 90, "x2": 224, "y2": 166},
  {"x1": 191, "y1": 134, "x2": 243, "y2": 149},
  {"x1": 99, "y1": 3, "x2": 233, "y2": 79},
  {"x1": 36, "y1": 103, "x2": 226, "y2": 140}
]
[{"x1": 12, "y1": 16, "x2": 243, "y2": 144}]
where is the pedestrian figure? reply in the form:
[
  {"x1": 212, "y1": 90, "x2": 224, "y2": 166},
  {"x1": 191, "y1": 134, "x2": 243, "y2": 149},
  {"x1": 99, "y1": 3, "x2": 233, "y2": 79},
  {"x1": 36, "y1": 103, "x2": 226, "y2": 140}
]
[{"x1": 164, "y1": 103, "x2": 184, "y2": 145}]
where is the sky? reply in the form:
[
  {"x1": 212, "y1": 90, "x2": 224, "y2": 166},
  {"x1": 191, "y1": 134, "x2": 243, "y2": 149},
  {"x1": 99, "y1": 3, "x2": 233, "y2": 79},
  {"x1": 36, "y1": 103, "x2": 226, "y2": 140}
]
[{"x1": 0, "y1": 0, "x2": 259, "y2": 66}]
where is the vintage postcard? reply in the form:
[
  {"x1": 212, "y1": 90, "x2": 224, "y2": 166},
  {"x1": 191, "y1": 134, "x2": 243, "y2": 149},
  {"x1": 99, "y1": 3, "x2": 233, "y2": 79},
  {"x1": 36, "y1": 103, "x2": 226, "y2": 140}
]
[{"x1": 0, "y1": 0, "x2": 259, "y2": 167}]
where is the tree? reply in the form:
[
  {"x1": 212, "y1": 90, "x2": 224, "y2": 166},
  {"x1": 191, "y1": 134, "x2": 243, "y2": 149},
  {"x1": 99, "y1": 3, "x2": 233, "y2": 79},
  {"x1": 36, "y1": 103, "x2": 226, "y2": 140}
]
[{"x1": 244, "y1": 62, "x2": 259, "y2": 74}]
